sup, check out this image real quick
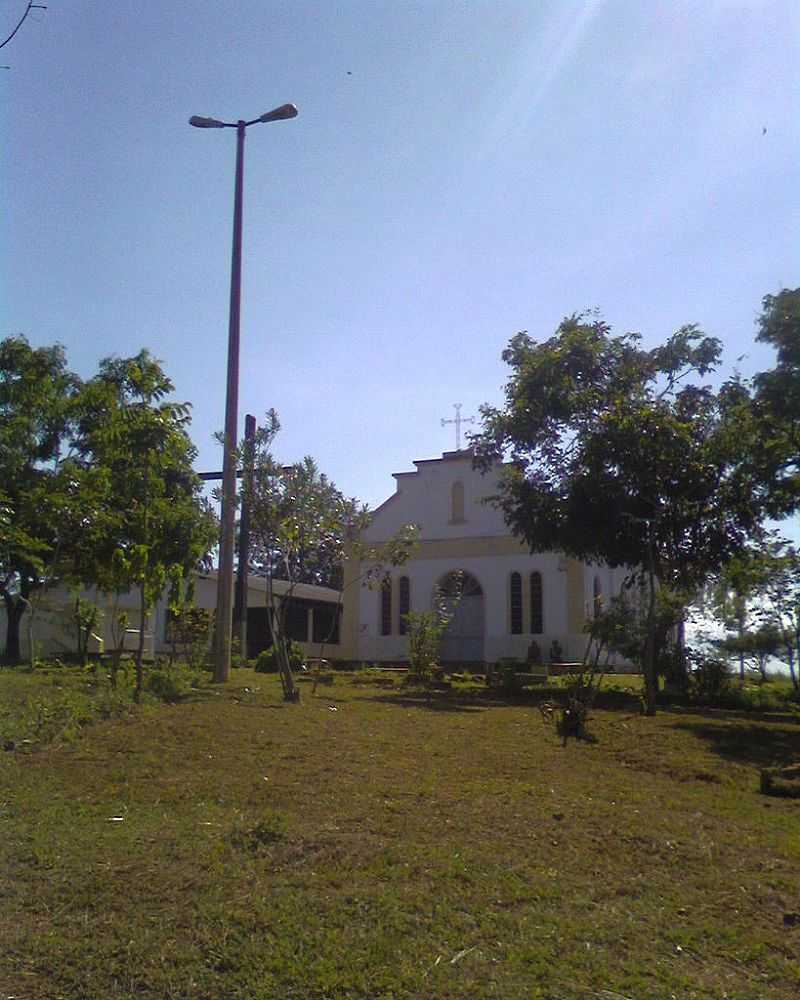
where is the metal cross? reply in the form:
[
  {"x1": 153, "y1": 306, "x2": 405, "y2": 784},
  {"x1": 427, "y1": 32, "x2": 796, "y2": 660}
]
[{"x1": 440, "y1": 403, "x2": 475, "y2": 451}]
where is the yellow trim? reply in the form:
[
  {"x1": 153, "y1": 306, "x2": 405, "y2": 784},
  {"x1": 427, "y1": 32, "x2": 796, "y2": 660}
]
[{"x1": 372, "y1": 535, "x2": 529, "y2": 560}]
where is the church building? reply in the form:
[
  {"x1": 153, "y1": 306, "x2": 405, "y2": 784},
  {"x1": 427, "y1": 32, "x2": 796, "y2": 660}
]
[{"x1": 339, "y1": 450, "x2": 629, "y2": 667}]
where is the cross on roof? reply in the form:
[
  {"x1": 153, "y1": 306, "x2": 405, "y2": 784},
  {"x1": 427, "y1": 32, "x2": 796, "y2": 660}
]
[{"x1": 440, "y1": 403, "x2": 475, "y2": 451}]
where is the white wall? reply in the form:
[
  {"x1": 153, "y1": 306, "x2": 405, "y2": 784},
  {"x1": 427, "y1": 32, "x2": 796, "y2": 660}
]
[
  {"x1": 357, "y1": 552, "x2": 589, "y2": 664},
  {"x1": 363, "y1": 453, "x2": 507, "y2": 542}
]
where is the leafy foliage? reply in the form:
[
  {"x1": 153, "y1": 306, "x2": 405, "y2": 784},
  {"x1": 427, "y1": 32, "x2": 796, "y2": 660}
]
[
  {"x1": 71, "y1": 595, "x2": 102, "y2": 668},
  {"x1": 73, "y1": 350, "x2": 217, "y2": 697},
  {"x1": 254, "y1": 641, "x2": 305, "y2": 675},
  {"x1": 0, "y1": 337, "x2": 83, "y2": 661},
  {"x1": 403, "y1": 589, "x2": 454, "y2": 683},
  {"x1": 241, "y1": 411, "x2": 370, "y2": 701},
  {"x1": 242, "y1": 410, "x2": 418, "y2": 701},
  {"x1": 752, "y1": 288, "x2": 800, "y2": 516},
  {"x1": 241, "y1": 410, "x2": 369, "y2": 591},
  {"x1": 474, "y1": 313, "x2": 767, "y2": 710}
]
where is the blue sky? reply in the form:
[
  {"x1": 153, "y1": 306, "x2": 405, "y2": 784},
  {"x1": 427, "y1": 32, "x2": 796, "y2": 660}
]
[{"x1": 4, "y1": 1, "x2": 798, "y2": 527}]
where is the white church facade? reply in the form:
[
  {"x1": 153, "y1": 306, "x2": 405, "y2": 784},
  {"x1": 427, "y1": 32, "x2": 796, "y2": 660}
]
[{"x1": 339, "y1": 450, "x2": 630, "y2": 667}]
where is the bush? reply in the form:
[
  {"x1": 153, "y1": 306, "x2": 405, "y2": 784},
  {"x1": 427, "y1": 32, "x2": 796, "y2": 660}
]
[
  {"x1": 688, "y1": 651, "x2": 731, "y2": 702},
  {"x1": 404, "y1": 609, "x2": 450, "y2": 682},
  {"x1": 255, "y1": 649, "x2": 279, "y2": 673},
  {"x1": 145, "y1": 667, "x2": 201, "y2": 703},
  {"x1": 254, "y1": 642, "x2": 305, "y2": 675}
]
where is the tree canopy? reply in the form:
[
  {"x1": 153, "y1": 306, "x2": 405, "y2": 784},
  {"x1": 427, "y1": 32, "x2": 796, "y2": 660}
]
[
  {"x1": 473, "y1": 312, "x2": 770, "y2": 710},
  {"x1": 474, "y1": 315, "x2": 763, "y2": 594},
  {"x1": 1, "y1": 338, "x2": 216, "y2": 671},
  {"x1": 0, "y1": 337, "x2": 83, "y2": 660},
  {"x1": 751, "y1": 288, "x2": 800, "y2": 517},
  {"x1": 242, "y1": 410, "x2": 369, "y2": 591},
  {"x1": 74, "y1": 350, "x2": 216, "y2": 694}
]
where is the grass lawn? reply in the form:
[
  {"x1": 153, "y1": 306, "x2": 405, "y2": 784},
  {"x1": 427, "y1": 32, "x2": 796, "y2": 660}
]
[{"x1": 1, "y1": 665, "x2": 799, "y2": 999}]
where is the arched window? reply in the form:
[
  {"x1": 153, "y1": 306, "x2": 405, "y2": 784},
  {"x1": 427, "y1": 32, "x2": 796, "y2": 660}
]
[
  {"x1": 509, "y1": 572, "x2": 522, "y2": 634},
  {"x1": 530, "y1": 571, "x2": 543, "y2": 634},
  {"x1": 593, "y1": 575, "x2": 603, "y2": 619},
  {"x1": 451, "y1": 481, "x2": 465, "y2": 523},
  {"x1": 398, "y1": 576, "x2": 410, "y2": 635},
  {"x1": 380, "y1": 578, "x2": 392, "y2": 636}
]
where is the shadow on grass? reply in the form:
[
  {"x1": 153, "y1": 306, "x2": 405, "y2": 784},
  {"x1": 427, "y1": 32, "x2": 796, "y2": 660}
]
[
  {"x1": 354, "y1": 692, "x2": 489, "y2": 713},
  {"x1": 671, "y1": 719, "x2": 800, "y2": 769},
  {"x1": 353, "y1": 685, "x2": 642, "y2": 715}
]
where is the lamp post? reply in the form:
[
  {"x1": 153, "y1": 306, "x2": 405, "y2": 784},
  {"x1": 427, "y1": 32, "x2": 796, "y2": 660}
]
[{"x1": 190, "y1": 103, "x2": 298, "y2": 683}]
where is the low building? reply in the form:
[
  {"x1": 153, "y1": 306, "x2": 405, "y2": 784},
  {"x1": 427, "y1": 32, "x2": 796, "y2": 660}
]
[{"x1": 1, "y1": 572, "x2": 343, "y2": 663}]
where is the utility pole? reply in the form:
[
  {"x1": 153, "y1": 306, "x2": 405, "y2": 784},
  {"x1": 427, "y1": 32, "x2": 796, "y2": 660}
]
[{"x1": 234, "y1": 413, "x2": 256, "y2": 660}]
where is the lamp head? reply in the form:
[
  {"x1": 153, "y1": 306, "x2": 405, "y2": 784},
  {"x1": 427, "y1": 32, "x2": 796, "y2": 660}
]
[
  {"x1": 258, "y1": 103, "x2": 298, "y2": 123},
  {"x1": 189, "y1": 115, "x2": 226, "y2": 128}
]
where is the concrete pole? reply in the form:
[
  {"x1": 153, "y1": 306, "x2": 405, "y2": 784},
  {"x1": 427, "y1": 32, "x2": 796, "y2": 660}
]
[{"x1": 213, "y1": 121, "x2": 246, "y2": 683}]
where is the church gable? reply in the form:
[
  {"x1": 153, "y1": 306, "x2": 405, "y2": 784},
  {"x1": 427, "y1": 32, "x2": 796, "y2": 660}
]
[{"x1": 364, "y1": 450, "x2": 509, "y2": 542}]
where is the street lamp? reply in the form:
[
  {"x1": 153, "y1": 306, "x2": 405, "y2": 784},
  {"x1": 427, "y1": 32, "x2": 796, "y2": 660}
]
[{"x1": 190, "y1": 103, "x2": 298, "y2": 684}]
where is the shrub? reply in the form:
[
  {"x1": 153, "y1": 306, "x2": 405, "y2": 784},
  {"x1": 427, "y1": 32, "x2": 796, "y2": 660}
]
[
  {"x1": 145, "y1": 667, "x2": 201, "y2": 703},
  {"x1": 688, "y1": 651, "x2": 731, "y2": 702},
  {"x1": 254, "y1": 642, "x2": 305, "y2": 675},
  {"x1": 404, "y1": 610, "x2": 449, "y2": 683}
]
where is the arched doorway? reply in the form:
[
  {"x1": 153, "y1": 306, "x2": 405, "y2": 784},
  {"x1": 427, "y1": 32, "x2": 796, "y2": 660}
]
[{"x1": 438, "y1": 570, "x2": 484, "y2": 664}]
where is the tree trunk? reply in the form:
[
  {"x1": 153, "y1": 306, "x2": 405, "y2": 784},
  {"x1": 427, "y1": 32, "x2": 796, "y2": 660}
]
[
  {"x1": 737, "y1": 609, "x2": 746, "y2": 681},
  {"x1": 2, "y1": 592, "x2": 26, "y2": 664},
  {"x1": 278, "y1": 638, "x2": 300, "y2": 703},
  {"x1": 134, "y1": 583, "x2": 147, "y2": 702},
  {"x1": 643, "y1": 537, "x2": 658, "y2": 716}
]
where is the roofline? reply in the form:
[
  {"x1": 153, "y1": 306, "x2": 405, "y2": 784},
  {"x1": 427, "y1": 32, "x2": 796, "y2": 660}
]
[{"x1": 199, "y1": 571, "x2": 341, "y2": 602}]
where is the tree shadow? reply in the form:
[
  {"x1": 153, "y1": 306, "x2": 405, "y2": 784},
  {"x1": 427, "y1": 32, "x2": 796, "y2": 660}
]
[
  {"x1": 353, "y1": 692, "x2": 489, "y2": 714},
  {"x1": 670, "y1": 718, "x2": 800, "y2": 769},
  {"x1": 348, "y1": 683, "x2": 644, "y2": 715}
]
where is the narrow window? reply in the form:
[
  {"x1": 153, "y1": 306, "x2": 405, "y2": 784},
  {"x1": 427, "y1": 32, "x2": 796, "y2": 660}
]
[
  {"x1": 398, "y1": 576, "x2": 410, "y2": 635},
  {"x1": 380, "y1": 578, "x2": 392, "y2": 636},
  {"x1": 530, "y1": 571, "x2": 543, "y2": 634},
  {"x1": 451, "y1": 481, "x2": 465, "y2": 522},
  {"x1": 510, "y1": 572, "x2": 522, "y2": 634},
  {"x1": 593, "y1": 575, "x2": 603, "y2": 619}
]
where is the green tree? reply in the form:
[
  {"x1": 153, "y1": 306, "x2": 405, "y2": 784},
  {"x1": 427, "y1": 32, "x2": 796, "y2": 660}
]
[
  {"x1": 755, "y1": 541, "x2": 800, "y2": 692},
  {"x1": 0, "y1": 337, "x2": 82, "y2": 662},
  {"x1": 752, "y1": 288, "x2": 800, "y2": 517},
  {"x1": 242, "y1": 423, "x2": 368, "y2": 590},
  {"x1": 404, "y1": 582, "x2": 460, "y2": 683},
  {"x1": 706, "y1": 538, "x2": 800, "y2": 691},
  {"x1": 474, "y1": 315, "x2": 764, "y2": 714},
  {"x1": 705, "y1": 547, "x2": 776, "y2": 680},
  {"x1": 717, "y1": 625, "x2": 781, "y2": 683},
  {"x1": 75, "y1": 351, "x2": 216, "y2": 700},
  {"x1": 242, "y1": 410, "x2": 417, "y2": 701}
]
